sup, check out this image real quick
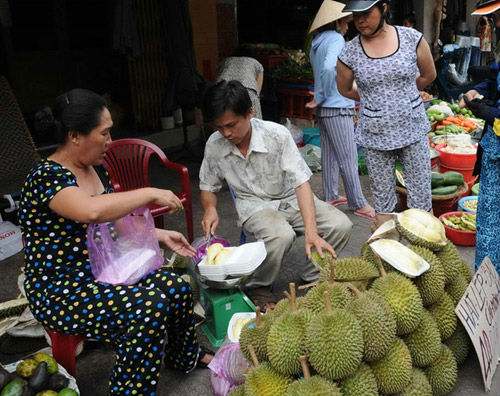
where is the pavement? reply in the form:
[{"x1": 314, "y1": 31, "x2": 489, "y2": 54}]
[{"x1": 0, "y1": 152, "x2": 498, "y2": 396}]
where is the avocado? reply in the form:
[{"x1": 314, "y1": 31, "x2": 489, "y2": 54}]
[
  {"x1": 47, "y1": 374, "x2": 69, "y2": 393},
  {"x1": 0, "y1": 380, "x2": 27, "y2": 396},
  {"x1": 35, "y1": 391, "x2": 57, "y2": 396},
  {"x1": 32, "y1": 355, "x2": 58, "y2": 376},
  {"x1": 7, "y1": 374, "x2": 26, "y2": 385},
  {"x1": 16, "y1": 359, "x2": 38, "y2": 379},
  {"x1": 0, "y1": 366, "x2": 10, "y2": 389},
  {"x1": 57, "y1": 389, "x2": 78, "y2": 396},
  {"x1": 27, "y1": 362, "x2": 48, "y2": 393}
]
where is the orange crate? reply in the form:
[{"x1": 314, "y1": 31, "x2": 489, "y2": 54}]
[{"x1": 278, "y1": 88, "x2": 314, "y2": 120}]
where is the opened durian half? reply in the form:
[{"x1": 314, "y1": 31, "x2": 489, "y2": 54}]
[
  {"x1": 395, "y1": 209, "x2": 447, "y2": 251},
  {"x1": 369, "y1": 239, "x2": 430, "y2": 278}
]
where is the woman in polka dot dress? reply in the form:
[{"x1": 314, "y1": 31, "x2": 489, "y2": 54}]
[{"x1": 18, "y1": 89, "x2": 212, "y2": 396}]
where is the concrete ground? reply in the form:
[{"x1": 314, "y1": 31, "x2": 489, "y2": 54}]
[{"x1": 0, "y1": 152, "x2": 498, "y2": 396}]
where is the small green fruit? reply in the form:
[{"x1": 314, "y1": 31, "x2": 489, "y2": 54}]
[
  {"x1": 58, "y1": 389, "x2": 79, "y2": 396},
  {"x1": 33, "y1": 353, "x2": 59, "y2": 375},
  {"x1": 16, "y1": 358, "x2": 38, "y2": 378}
]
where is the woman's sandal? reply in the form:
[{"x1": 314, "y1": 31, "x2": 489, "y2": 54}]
[{"x1": 196, "y1": 345, "x2": 215, "y2": 369}]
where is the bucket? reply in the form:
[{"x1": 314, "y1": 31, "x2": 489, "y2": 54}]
[
  {"x1": 460, "y1": 175, "x2": 479, "y2": 198},
  {"x1": 435, "y1": 143, "x2": 477, "y2": 168},
  {"x1": 438, "y1": 163, "x2": 475, "y2": 183}
]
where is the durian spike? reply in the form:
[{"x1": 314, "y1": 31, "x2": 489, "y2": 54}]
[
  {"x1": 255, "y1": 306, "x2": 262, "y2": 327},
  {"x1": 328, "y1": 263, "x2": 336, "y2": 284},
  {"x1": 347, "y1": 282, "x2": 363, "y2": 298},
  {"x1": 248, "y1": 344, "x2": 259, "y2": 366},
  {"x1": 283, "y1": 290, "x2": 297, "y2": 312},
  {"x1": 299, "y1": 355, "x2": 311, "y2": 380},
  {"x1": 298, "y1": 281, "x2": 319, "y2": 290},
  {"x1": 324, "y1": 291, "x2": 332, "y2": 314},
  {"x1": 374, "y1": 254, "x2": 387, "y2": 277}
]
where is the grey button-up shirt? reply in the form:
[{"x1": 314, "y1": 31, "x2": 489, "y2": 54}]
[{"x1": 200, "y1": 118, "x2": 312, "y2": 225}]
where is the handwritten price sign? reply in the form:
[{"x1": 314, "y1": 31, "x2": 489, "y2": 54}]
[{"x1": 455, "y1": 257, "x2": 500, "y2": 392}]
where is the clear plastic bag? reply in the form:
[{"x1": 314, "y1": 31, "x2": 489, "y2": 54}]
[
  {"x1": 299, "y1": 144, "x2": 322, "y2": 172},
  {"x1": 209, "y1": 338, "x2": 251, "y2": 395},
  {"x1": 285, "y1": 118, "x2": 304, "y2": 143},
  {"x1": 87, "y1": 207, "x2": 164, "y2": 285}
]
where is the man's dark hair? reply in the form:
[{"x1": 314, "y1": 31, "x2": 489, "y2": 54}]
[{"x1": 201, "y1": 80, "x2": 252, "y2": 122}]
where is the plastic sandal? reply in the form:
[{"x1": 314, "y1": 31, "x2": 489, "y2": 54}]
[{"x1": 354, "y1": 210, "x2": 376, "y2": 221}]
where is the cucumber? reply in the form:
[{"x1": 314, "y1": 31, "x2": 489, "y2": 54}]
[
  {"x1": 443, "y1": 171, "x2": 464, "y2": 186},
  {"x1": 431, "y1": 172, "x2": 445, "y2": 188},
  {"x1": 432, "y1": 185, "x2": 459, "y2": 195}
]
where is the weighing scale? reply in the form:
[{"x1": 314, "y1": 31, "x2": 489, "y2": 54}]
[{"x1": 189, "y1": 237, "x2": 259, "y2": 347}]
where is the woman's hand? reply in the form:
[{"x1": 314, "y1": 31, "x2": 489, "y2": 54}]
[
  {"x1": 156, "y1": 229, "x2": 196, "y2": 257},
  {"x1": 305, "y1": 98, "x2": 318, "y2": 109},
  {"x1": 151, "y1": 188, "x2": 183, "y2": 214}
]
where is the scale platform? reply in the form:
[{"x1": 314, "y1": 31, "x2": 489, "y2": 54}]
[{"x1": 199, "y1": 287, "x2": 255, "y2": 347}]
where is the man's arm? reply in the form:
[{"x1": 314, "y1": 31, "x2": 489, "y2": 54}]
[
  {"x1": 295, "y1": 182, "x2": 336, "y2": 259},
  {"x1": 200, "y1": 190, "x2": 219, "y2": 238}
]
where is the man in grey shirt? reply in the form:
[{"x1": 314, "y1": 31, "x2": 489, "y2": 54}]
[{"x1": 199, "y1": 80, "x2": 352, "y2": 310}]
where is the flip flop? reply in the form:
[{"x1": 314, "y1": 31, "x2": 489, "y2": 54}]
[
  {"x1": 328, "y1": 198, "x2": 348, "y2": 207},
  {"x1": 246, "y1": 287, "x2": 277, "y2": 313},
  {"x1": 196, "y1": 345, "x2": 215, "y2": 369},
  {"x1": 354, "y1": 210, "x2": 376, "y2": 221}
]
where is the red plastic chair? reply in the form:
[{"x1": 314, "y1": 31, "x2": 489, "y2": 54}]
[
  {"x1": 103, "y1": 138, "x2": 193, "y2": 242},
  {"x1": 46, "y1": 330, "x2": 86, "y2": 377}
]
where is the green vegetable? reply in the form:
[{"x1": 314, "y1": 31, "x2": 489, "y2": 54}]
[
  {"x1": 442, "y1": 171, "x2": 464, "y2": 186},
  {"x1": 431, "y1": 172, "x2": 445, "y2": 188},
  {"x1": 431, "y1": 185, "x2": 459, "y2": 195}
]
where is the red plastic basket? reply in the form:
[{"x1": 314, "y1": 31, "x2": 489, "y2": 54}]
[
  {"x1": 438, "y1": 163, "x2": 475, "y2": 183},
  {"x1": 438, "y1": 211, "x2": 476, "y2": 246},
  {"x1": 278, "y1": 88, "x2": 314, "y2": 120},
  {"x1": 435, "y1": 143, "x2": 477, "y2": 168},
  {"x1": 259, "y1": 53, "x2": 288, "y2": 71}
]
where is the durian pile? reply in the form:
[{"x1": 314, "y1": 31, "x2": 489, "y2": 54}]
[{"x1": 234, "y1": 209, "x2": 473, "y2": 396}]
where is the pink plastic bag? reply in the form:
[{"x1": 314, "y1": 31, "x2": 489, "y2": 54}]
[
  {"x1": 87, "y1": 207, "x2": 164, "y2": 285},
  {"x1": 209, "y1": 340, "x2": 251, "y2": 395}
]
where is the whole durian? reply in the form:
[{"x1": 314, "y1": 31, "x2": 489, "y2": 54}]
[
  {"x1": 306, "y1": 291, "x2": 364, "y2": 380},
  {"x1": 369, "y1": 269, "x2": 424, "y2": 335},
  {"x1": 339, "y1": 363, "x2": 378, "y2": 396},
  {"x1": 427, "y1": 292, "x2": 457, "y2": 340},
  {"x1": 458, "y1": 259, "x2": 473, "y2": 283},
  {"x1": 370, "y1": 338, "x2": 412, "y2": 394},
  {"x1": 267, "y1": 292, "x2": 309, "y2": 376},
  {"x1": 270, "y1": 296, "x2": 307, "y2": 318},
  {"x1": 395, "y1": 368, "x2": 433, "y2": 396},
  {"x1": 408, "y1": 245, "x2": 446, "y2": 306},
  {"x1": 395, "y1": 209, "x2": 447, "y2": 251},
  {"x1": 317, "y1": 256, "x2": 379, "y2": 283},
  {"x1": 444, "y1": 323, "x2": 471, "y2": 366},
  {"x1": 245, "y1": 361, "x2": 292, "y2": 396},
  {"x1": 403, "y1": 310, "x2": 441, "y2": 367},
  {"x1": 228, "y1": 385, "x2": 246, "y2": 396},
  {"x1": 239, "y1": 307, "x2": 272, "y2": 362},
  {"x1": 345, "y1": 284, "x2": 397, "y2": 362},
  {"x1": 445, "y1": 273, "x2": 469, "y2": 306},
  {"x1": 285, "y1": 356, "x2": 342, "y2": 396},
  {"x1": 304, "y1": 265, "x2": 354, "y2": 313},
  {"x1": 424, "y1": 344, "x2": 458, "y2": 396},
  {"x1": 435, "y1": 241, "x2": 461, "y2": 285}
]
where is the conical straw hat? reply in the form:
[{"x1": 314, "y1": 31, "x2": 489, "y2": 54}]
[{"x1": 309, "y1": 0, "x2": 352, "y2": 33}]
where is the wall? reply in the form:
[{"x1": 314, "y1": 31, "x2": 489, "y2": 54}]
[{"x1": 189, "y1": 0, "x2": 219, "y2": 81}]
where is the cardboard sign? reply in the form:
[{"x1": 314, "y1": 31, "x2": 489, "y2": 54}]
[{"x1": 455, "y1": 257, "x2": 500, "y2": 392}]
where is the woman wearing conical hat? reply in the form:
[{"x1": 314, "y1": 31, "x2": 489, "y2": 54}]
[{"x1": 308, "y1": 0, "x2": 375, "y2": 220}]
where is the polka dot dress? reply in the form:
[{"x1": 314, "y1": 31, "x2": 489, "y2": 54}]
[{"x1": 18, "y1": 159, "x2": 199, "y2": 395}]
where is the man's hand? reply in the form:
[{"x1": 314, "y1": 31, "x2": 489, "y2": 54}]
[
  {"x1": 201, "y1": 207, "x2": 219, "y2": 239},
  {"x1": 156, "y1": 229, "x2": 196, "y2": 257},
  {"x1": 305, "y1": 231, "x2": 336, "y2": 260}
]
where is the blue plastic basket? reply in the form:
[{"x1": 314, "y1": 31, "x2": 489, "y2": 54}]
[{"x1": 458, "y1": 196, "x2": 478, "y2": 213}]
